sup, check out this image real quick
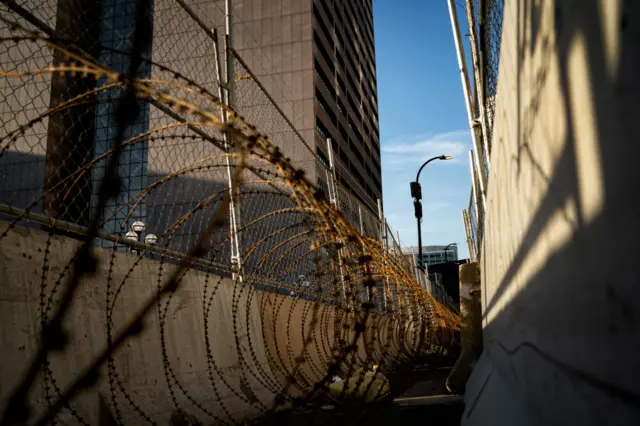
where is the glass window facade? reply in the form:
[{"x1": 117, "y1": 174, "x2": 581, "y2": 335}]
[{"x1": 91, "y1": 0, "x2": 154, "y2": 240}]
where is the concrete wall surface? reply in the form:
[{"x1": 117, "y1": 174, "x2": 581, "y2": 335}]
[
  {"x1": 464, "y1": 1, "x2": 640, "y2": 425},
  {"x1": 0, "y1": 221, "x2": 417, "y2": 424},
  {"x1": 0, "y1": 222, "x2": 277, "y2": 424}
]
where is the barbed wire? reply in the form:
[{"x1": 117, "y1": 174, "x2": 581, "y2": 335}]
[{"x1": 0, "y1": 2, "x2": 460, "y2": 425}]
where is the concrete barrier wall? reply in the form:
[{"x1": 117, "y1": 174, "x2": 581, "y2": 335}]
[
  {"x1": 258, "y1": 292, "x2": 422, "y2": 397},
  {"x1": 464, "y1": 1, "x2": 640, "y2": 425},
  {"x1": 0, "y1": 222, "x2": 278, "y2": 424},
  {"x1": 0, "y1": 222, "x2": 421, "y2": 424}
]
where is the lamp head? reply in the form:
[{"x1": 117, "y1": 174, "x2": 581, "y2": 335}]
[
  {"x1": 144, "y1": 233, "x2": 158, "y2": 246},
  {"x1": 131, "y1": 221, "x2": 146, "y2": 233},
  {"x1": 125, "y1": 231, "x2": 138, "y2": 241},
  {"x1": 441, "y1": 155, "x2": 453, "y2": 160}
]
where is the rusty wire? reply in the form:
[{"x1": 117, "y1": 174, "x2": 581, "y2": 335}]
[{"x1": 0, "y1": 5, "x2": 460, "y2": 425}]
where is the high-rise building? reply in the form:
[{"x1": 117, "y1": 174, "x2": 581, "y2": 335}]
[
  {"x1": 230, "y1": 0, "x2": 382, "y2": 210},
  {"x1": 312, "y1": 0, "x2": 382, "y2": 208},
  {"x1": 0, "y1": 0, "x2": 382, "y2": 257}
]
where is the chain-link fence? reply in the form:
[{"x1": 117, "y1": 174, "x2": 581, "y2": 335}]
[
  {"x1": 381, "y1": 223, "x2": 455, "y2": 310},
  {"x1": 0, "y1": 2, "x2": 462, "y2": 424},
  {"x1": 471, "y1": 0, "x2": 504, "y2": 153},
  {"x1": 0, "y1": 0, "x2": 411, "y2": 300},
  {"x1": 458, "y1": 0, "x2": 504, "y2": 261},
  {"x1": 1, "y1": 0, "x2": 233, "y2": 258}
]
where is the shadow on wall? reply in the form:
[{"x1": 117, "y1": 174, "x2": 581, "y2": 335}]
[{"x1": 464, "y1": 0, "x2": 640, "y2": 425}]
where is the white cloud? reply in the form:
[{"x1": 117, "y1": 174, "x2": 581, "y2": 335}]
[
  {"x1": 430, "y1": 130, "x2": 472, "y2": 141},
  {"x1": 383, "y1": 140, "x2": 467, "y2": 156},
  {"x1": 381, "y1": 130, "x2": 472, "y2": 165}
]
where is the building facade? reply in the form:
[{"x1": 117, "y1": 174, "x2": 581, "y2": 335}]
[
  {"x1": 0, "y1": 0, "x2": 382, "y2": 266},
  {"x1": 402, "y1": 244, "x2": 459, "y2": 269},
  {"x1": 310, "y1": 0, "x2": 382, "y2": 208},
  {"x1": 231, "y1": 0, "x2": 382, "y2": 210}
]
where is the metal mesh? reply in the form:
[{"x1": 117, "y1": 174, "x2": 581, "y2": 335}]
[
  {"x1": 471, "y1": 0, "x2": 504, "y2": 152},
  {"x1": 459, "y1": 0, "x2": 503, "y2": 260},
  {"x1": 482, "y1": 0, "x2": 504, "y2": 140},
  {"x1": 0, "y1": 1, "x2": 461, "y2": 424},
  {"x1": 0, "y1": 0, "x2": 455, "y2": 302}
]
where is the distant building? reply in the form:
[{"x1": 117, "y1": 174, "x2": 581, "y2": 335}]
[{"x1": 401, "y1": 244, "x2": 459, "y2": 269}]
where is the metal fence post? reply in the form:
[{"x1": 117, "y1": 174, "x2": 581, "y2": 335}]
[
  {"x1": 326, "y1": 139, "x2": 348, "y2": 304},
  {"x1": 213, "y1": 27, "x2": 243, "y2": 282},
  {"x1": 465, "y1": 0, "x2": 491, "y2": 170},
  {"x1": 377, "y1": 199, "x2": 389, "y2": 312},
  {"x1": 447, "y1": 0, "x2": 487, "y2": 211},
  {"x1": 468, "y1": 150, "x2": 483, "y2": 256},
  {"x1": 462, "y1": 209, "x2": 477, "y2": 261},
  {"x1": 225, "y1": 0, "x2": 234, "y2": 107},
  {"x1": 358, "y1": 205, "x2": 374, "y2": 303}
]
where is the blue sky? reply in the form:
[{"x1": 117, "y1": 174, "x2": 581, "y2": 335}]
[{"x1": 374, "y1": 0, "x2": 473, "y2": 259}]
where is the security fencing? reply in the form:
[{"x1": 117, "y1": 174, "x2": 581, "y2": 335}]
[
  {"x1": 466, "y1": 187, "x2": 480, "y2": 259},
  {"x1": 380, "y1": 221, "x2": 455, "y2": 310},
  {"x1": 0, "y1": 1, "x2": 461, "y2": 424},
  {"x1": 0, "y1": 0, "x2": 396, "y2": 289},
  {"x1": 455, "y1": 0, "x2": 504, "y2": 261},
  {"x1": 472, "y1": 0, "x2": 504, "y2": 150}
]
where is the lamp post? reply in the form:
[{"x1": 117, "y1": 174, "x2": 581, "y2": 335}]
[
  {"x1": 442, "y1": 242, "x2": 457, "y2": 263},
  {"x1": 410, "y1": 155, "x2": 452, "y2": 271},
  {"x1": 125, "y1": 221, "x2": 158, "y2": 254}
]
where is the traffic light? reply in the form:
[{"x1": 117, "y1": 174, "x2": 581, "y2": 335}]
[
  {"x1": 413, "y1": 200, "x2": 422, "y2": 219},
  {"x1": 410, "y1": 181, "x2": 422, "y2": 200}
]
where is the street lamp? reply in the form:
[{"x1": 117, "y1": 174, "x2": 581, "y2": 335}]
[
  {"x1": 124, "y1": 221, "x2": 158, "y2": 254},
  {"x1": 125, "y1": 231, "x2": 139, "y2": 243},
  {"x1": 131, "y1": 221, "x2": 146, "y2": 234},
  {"x1": 125, "y1": 230, "x2": 139, "y2": 254},
  {"x1": 410, "y1": 155, "x2": 452, "y2": 271},
  {"x1": 442, "y1": 242, "x2": 457, "y2": 263},
  {"x1": 126, "y1": 221, "x2": 148, "y2": 254},
  {"x1": 144, "y1": 233, "x2": 158, "y2": 246}
]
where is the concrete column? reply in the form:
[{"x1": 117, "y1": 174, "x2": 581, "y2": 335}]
[
  {"x1": 43, "y1": 0, "x2": 102, "y2": 225},
  {"x1": 446, "y1": 261, "x2": 482, "y2": 393}
]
